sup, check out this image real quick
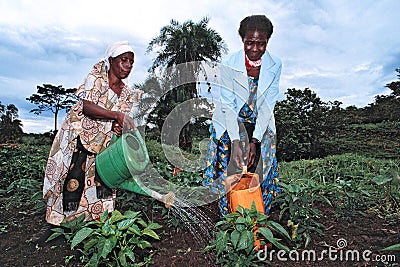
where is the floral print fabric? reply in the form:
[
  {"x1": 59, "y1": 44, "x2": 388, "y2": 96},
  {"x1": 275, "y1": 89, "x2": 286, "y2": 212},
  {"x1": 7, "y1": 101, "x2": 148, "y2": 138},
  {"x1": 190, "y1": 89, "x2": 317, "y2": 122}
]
[{"x1": 43, "y1": 61, "x2": 138, "y2": 225}]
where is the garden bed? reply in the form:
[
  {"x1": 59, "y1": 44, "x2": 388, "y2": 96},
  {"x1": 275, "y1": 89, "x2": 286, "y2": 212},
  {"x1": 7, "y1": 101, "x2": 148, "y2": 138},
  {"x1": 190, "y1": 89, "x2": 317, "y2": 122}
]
[
  {"x1": 0, "y1": 199, "x2": 399, "y2": 266},
  {"x1": 1, "y1": 144, "x2": 399, "y2": 266}
]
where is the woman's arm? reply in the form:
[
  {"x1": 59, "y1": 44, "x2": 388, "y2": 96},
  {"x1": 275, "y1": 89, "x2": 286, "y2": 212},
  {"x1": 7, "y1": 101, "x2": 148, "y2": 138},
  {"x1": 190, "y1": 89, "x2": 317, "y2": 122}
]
[
  {"x1": 253, "y1": 61, "x2": 282, "y2": 141},
  {"x1": 82, "y1": 99, "x2": 136, "y2": 131}
]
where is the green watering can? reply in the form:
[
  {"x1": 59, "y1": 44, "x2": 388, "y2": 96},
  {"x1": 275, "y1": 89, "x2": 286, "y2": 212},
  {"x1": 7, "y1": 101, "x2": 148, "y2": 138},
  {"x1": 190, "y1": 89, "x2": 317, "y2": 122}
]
[{"x1": 96, "y1": 130, "x2": 175, "y2": 207}]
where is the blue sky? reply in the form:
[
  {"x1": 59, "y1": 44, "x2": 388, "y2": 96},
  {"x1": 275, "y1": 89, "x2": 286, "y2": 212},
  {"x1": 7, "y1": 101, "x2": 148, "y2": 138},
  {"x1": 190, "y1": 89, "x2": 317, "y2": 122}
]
[{"x1": 0, "y1": 0, "x2": 399, "y2": 133}]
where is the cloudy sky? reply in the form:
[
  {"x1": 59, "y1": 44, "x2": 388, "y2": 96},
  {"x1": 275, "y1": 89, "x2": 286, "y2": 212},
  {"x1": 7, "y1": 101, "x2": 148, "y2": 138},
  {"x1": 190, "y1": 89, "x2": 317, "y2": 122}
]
[{"x1": 0, "y1": 0, "x2": 399, "y2": 133}]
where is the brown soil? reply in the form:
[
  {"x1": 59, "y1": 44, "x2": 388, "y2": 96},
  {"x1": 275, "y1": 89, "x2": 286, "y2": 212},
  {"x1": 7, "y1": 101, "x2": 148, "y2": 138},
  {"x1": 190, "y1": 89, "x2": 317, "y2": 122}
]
[{"x1": 0, "y1": 199, "x2": 399, "y2": 267}]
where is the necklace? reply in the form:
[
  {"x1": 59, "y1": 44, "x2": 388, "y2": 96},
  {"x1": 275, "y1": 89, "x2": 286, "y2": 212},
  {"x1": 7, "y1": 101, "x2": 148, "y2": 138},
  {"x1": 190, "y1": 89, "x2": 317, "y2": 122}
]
[{"x1": 245, "y1": 54, "x2": 262, "y2": 68}]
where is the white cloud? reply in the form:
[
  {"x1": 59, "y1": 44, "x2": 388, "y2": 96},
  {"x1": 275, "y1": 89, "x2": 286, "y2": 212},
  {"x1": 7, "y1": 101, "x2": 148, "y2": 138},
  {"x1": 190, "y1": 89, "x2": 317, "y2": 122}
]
[{"x1": 22, "y1": 117, "x2": 54, "y2": 133}]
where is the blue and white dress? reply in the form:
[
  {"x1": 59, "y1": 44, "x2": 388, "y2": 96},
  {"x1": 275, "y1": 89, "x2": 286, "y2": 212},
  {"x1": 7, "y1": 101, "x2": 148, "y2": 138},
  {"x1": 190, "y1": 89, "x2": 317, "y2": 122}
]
[{"x1": 203, "y1": 65, "x2": 281, "y2": 217}]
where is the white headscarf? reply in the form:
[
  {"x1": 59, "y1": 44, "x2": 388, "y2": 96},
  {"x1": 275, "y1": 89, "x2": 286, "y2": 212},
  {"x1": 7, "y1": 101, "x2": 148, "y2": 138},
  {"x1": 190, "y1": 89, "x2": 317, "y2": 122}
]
[
  {"x1": 103, "y1": 41, "x2": 135, "y2": 82},
  {"x1": 105, "y1": 41, "x2": 134, "y2": 59}
]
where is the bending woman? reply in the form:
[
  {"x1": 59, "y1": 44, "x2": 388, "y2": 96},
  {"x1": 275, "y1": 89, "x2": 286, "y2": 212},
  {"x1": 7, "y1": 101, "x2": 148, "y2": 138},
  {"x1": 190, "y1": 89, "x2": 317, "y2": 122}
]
[
  {"x1": 43, "y1": 41, "x2": 140, "y2": 225},
  {"x1": 203, "y1": 15, "x2": 282, "y2": 217}
]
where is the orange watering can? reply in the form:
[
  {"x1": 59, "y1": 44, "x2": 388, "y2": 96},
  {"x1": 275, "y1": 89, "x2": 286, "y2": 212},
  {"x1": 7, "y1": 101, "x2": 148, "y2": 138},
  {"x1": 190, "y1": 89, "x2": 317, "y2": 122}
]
[
  {"x1": 225, "y1": 166, "x2": 265, "y2": 213},
  {"x1": 226, "y1": 166, "x2": 265, "y2": 249}
]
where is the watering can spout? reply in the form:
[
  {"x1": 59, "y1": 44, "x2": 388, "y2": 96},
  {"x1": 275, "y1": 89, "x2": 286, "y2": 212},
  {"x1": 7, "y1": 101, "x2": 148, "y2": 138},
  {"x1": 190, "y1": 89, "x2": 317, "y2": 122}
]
[
  {"x1": 119, "y1": 179, "x2": 176, "y2": 208},
  {"x1": 151, "y1": 191, "x2": 176, "y2": 208}
]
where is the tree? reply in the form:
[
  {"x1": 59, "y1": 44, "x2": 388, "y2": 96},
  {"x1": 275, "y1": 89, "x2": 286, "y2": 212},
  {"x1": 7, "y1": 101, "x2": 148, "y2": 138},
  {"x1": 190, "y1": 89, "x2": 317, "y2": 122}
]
[
  {"x1": 26, "y1": 84, "x2": 76, "y2": 132},
  {"x1": 275, "y1": 88, "x2": 331, "y2": 161},
  {"x1": 146, "y1": 17, "x2": 227, "y2": 150},
  {"x1": 0, "y1": 101, "x2": 23, "y2": 143},
  {"x1": 362, "y1": 68, "x2": 400, "y2": 123},
  {"x1": 147, "y1": 17, "x2": 227, "y2": 73},
  {"x1": 385, "y1": 68, "x2": 400, "y2": 97},
  {"x1": 132, "y1": 76, "x2": 165, "y2": 140}
]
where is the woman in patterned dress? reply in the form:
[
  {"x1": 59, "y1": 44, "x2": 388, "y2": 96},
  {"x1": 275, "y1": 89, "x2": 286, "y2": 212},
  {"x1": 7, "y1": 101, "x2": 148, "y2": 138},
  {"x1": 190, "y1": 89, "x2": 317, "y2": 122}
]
[
  {"x1": 203, "y1": 15, "x2": 282, "y2": 217},
  {"x1": 43, "y1": 41, "x2": 141, "y2": 225}
]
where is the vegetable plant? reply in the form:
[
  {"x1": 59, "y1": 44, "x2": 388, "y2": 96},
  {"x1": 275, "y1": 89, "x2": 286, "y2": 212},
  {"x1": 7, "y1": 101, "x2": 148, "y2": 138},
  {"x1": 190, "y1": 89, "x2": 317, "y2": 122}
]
[
  {"x1": 205, "y1": 203, "x2": 290, "y2": 266},
  {"x1": 47, "y1": 210, "x2": 162, "y2": 267},
  {"x1": 275, "y1": 181, "x2": 326, "y2": 248}
]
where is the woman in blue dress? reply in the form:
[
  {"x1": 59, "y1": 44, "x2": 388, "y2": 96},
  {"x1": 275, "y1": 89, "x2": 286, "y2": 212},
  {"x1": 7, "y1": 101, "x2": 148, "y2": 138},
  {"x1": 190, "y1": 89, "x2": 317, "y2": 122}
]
[{"x1": 203, "y1": 15, "x2": 282, "y2": 217}]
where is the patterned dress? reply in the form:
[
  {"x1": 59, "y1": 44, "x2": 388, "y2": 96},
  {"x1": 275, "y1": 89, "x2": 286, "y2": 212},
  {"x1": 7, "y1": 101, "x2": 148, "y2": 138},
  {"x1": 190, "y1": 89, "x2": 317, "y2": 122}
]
[
  {"x1": 203, "y1": 77, "x2": 281, "y2": 217},
  {"x1": 43, "y1": 61, "x2": 138, "y2": 225}
]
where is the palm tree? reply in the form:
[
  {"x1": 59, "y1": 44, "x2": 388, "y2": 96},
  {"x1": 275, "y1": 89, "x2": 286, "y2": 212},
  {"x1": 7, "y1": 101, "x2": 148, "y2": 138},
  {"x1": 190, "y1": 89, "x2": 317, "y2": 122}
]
[
  {"x1": 146, "y1": 17, "x2": 227, "y2": 150},
  {"x1": 147, "y1": 17, "x2": 227, "y2": 73}
]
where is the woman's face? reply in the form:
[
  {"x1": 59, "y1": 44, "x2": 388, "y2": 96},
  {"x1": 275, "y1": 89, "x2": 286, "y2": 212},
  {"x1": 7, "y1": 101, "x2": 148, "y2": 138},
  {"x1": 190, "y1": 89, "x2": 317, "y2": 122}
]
[
  {"x1": 242, "y1": 30, "x2": 268, "y2": 61},
  {"x1": 110, "y1": 52, "x2": 134, "y2": 79}
]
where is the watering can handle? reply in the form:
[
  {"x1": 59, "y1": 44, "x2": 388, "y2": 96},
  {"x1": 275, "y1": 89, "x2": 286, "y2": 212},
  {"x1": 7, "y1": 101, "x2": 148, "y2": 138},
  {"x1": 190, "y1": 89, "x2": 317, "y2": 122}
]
[
  {"x1": 227, "y1": 166, "x2": 248, "y2": 190},
  {"x1": 110, "y1": 129, "x2": 142, "y2": 145},
  {"x1": 242, "y1": 165, "x2": 248, "y2": 174}
]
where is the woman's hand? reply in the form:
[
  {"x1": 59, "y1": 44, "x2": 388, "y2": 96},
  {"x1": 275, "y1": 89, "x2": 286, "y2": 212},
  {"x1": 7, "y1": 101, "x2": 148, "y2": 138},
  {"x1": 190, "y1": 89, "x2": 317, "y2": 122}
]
[
  {"x1": 113, "y1": 112, "x2": 137, "y2": 135},
  {"x1": 232, "y1": 140, "x2": 245, "y2": 169},
  {"x1": 246, "y1": 138, "x2": 260, "y2": 169},
  {"x1": 112, "y1": 121, "x2": 122, "y2": 136},
  {"x1": 247, "y1": 142, "x2": 257, "y2": 169},
  {"x1": 81, "y1": 99, "x2": 137, "y2": 135}
]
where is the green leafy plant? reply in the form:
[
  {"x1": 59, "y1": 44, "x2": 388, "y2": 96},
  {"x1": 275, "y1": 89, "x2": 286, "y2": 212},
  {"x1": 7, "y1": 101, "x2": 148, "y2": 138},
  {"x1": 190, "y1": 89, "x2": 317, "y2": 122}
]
[
  {"x1": 382, "y1": 243, "x2": 400, "y2": 251},
  {"x1": 277, "y1": 154, "x2": 400, "y2": 247},
  {"x1": 333, "y1": 178, "x2": 371, "y2": 222},
  {"x1": 205, "y1": 203, "x2": 290, "y2": 266},
  {"x1": 115, "y1": 189, "x2": 157, "y2": 215},
  {"x1": 370, "y1": 171, "x2": 400, "y2": 217},
  {"x1": 0, "y1": 143, "x2": 47, "y2": 214},
  {"x1": 47, "y1": 210, "x2": 162, "y2": 267},
  {"x1": 274, "y1": 181, "x2": 326, "y2": 248}
]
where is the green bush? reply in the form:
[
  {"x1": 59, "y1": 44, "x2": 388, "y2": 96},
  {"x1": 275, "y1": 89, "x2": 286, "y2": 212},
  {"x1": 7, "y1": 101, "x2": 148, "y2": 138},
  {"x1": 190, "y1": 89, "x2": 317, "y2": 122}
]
[
  {"x1": 47, "y1": 210, "x2": 162, "y2": 267},
  {"x1": 274, "y1": 181, "x2": 326, "y2": 248},
  {"x1": 205, "y1": 204, "x2": 290, "y2": 266}
]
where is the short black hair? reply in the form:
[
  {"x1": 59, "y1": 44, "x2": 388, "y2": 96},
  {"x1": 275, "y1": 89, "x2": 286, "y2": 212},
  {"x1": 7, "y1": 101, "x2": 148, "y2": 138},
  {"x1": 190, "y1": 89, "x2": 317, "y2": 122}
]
[{"x1": 238, "y1": 15, "x2": 273, "y2": 39}]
